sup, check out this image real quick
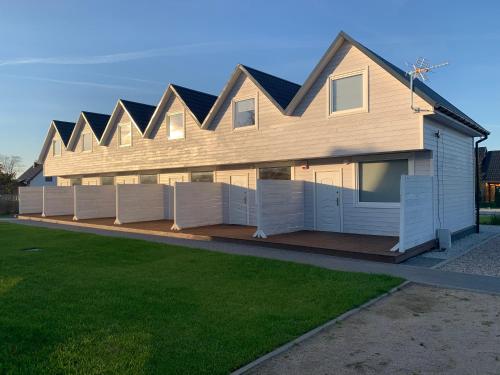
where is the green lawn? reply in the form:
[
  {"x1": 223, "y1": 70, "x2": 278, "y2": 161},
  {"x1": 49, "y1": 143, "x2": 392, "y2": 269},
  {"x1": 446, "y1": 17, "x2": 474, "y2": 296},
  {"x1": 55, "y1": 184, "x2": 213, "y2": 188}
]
[
  {"x1": 480, "y1": 215, "x2": 500, "y2": 225},
  {"x1": 0, "y1": 223, "x2": 402, "y2": 374}
]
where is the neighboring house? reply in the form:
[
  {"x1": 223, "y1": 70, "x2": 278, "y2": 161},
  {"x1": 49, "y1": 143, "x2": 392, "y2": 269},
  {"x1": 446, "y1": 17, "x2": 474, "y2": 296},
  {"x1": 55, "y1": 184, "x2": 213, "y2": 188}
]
[
  {"x1": 17, "y1": 162, "x2": 56, "y2": 187},
  {"x1": 479, "y1": 147, "x2": 500, "y2": 202},
  {"x1": 36, "y1": 31, "x2": 488, "y2": 239}
]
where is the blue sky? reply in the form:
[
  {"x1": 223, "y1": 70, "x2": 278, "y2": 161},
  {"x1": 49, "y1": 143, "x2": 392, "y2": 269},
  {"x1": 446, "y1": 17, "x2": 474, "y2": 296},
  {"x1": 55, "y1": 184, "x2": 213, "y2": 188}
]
[{"x1": 1, "y1": 0, "x2": 499, "y2": 171}]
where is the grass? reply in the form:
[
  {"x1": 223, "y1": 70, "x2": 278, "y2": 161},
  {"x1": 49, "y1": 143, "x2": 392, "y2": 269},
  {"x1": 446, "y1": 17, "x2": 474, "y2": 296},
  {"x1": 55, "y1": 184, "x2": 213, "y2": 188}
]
[
  {"x1": 480, "y1": 215, "x2": 500, "y2": 225},
  {"x1": 0, "y1": 223, "x2": 402, "y2": 374}
]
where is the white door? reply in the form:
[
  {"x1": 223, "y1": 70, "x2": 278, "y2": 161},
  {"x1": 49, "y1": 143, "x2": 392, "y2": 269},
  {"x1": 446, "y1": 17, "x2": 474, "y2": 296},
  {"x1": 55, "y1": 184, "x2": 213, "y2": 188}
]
[
  {"x1": 229, "y1": 175, "x2": 249, "y2": 225},
  {"x1": 315, "y1": 171, "x2": 342, "y2": 232},
  {"x1": 167, "y1": 176, "x2": 183, "y2": 219}
]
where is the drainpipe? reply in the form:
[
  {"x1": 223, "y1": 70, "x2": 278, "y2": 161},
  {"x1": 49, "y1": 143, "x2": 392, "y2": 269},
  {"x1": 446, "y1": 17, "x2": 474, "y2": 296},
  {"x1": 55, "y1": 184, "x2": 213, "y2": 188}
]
[{"x1": 475, "y1": 134, "x2": 488, "y2": 233}]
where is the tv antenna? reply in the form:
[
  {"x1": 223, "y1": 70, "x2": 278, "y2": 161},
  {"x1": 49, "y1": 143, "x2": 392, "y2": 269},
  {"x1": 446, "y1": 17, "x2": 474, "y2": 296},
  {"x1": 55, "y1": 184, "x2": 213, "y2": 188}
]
[{"x1": 406, "y1": 57, "x2": 448, "y2": 112}]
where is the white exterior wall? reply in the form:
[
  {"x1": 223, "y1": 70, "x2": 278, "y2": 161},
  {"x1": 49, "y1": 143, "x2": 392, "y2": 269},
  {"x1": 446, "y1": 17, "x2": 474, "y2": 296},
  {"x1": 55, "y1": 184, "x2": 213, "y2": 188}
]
[
  {"x1": 173, "y1": 182, "x2": 223, "y2": 229},
  {"x1": 254, "y1": 180, "x2": 304, "y2": 237},
  {"x1": 43, "y1": 186, "x2": 74, "y2": 216},
  {"x1": 424, "y1": 119, "x2": 475, "y2": 233},
  {"x1": 29, "y1": 170, "x2": 57, "y2": 187},
  {"x1": 115, "y1": 184, "x2": 165, "y2": 224},
  {"x1": 74, "y1": 185, "x2": 116, "y2": 220},
  {"x1": 399, "y1": 175, "x2": 434, "y2": 251},
  {"x1": 18, "y1": 187, "x2": 44, "y2": 214}
]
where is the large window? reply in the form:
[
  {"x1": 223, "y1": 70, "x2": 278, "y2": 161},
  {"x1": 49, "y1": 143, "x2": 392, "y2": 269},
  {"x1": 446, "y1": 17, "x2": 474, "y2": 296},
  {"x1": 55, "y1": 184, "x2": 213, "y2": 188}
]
[
  {"x1": 69, "y1": 177, "x2": 82, "y2": 186},
  {"x1": 259, "y1": 166, "x2": 291, "y2": 180},
  {"x1": 191, "y1": 171, "x2": 214, "y2": 182},
  {"x1": 82, "y1": 133, "x2": 92, "y2": 152},
  {"x1": 52, "y1": 139, "x2": 61, "y2": 156},
  {"x1": 101, "y1": 176, "x2": 115, "y2": 185},
  {"x1": 140, "y1": 174, "x2": 157, "y2": 184},
  {"x1": 233, "y1": 98, "x2": 256, "y2": 128},
  {"x1": 358, "y1": 159, "x2": 408, "y2": 203},
  {"x1": 119, "y1": 123, "x2": 132, "y2": 146},
  {"x1": 330, "y1": 71, "x2": 366, "y2": 114},
  {"x1": 168, "y1": 112, "x2": 185, "y2": 140}
]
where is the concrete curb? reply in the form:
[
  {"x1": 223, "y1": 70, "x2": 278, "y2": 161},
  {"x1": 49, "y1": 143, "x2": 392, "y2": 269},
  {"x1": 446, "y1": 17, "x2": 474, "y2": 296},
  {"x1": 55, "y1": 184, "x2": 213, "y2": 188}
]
[{"x1": 231, "y1": 280, "x2": 411, "y2": 375}]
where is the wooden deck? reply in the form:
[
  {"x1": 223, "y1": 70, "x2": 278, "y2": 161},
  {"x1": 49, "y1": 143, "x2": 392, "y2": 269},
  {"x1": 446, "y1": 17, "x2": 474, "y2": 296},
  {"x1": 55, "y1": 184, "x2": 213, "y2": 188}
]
[{"x1": 17, "y1": 214, "x2": 432, "y2": 263}]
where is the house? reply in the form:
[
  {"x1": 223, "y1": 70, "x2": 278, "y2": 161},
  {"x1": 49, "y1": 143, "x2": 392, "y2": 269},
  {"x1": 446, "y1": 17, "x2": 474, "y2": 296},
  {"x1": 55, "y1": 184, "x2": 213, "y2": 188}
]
[
  {"x1": 28, "y1": 31, "x2": 488, "y2": 251},
  {"x1": 17, "y1": 162, "x2": 56, "y2": 187},
  {"x1": 479, "y1": 147, "x2": 500, "y2": 202}
]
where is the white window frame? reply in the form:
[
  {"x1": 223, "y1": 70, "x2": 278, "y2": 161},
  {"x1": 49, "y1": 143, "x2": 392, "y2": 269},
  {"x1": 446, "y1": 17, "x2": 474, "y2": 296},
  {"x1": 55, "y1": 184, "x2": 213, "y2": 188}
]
[
  {"x1": 327, "y1": 67, "x2": 369, "y2": 117},
  {"x1": 118, "y1": 122, "x2": 132, "y2": 147},
  {"x1": 167, "y1": 111, "x2": 186, "y2": 140},
  {"x1": 353, "y1": 155, "x2": 414, "y2": 209},
  {"x1": 232, "y1": 94, "x2": 258, "y2": 131},
  {"x1": 52, "y1": 139, "x2": 61, "y2": 157},
  {"x1": 81, "y1": 132, "x2": 93, "y2": 153}
]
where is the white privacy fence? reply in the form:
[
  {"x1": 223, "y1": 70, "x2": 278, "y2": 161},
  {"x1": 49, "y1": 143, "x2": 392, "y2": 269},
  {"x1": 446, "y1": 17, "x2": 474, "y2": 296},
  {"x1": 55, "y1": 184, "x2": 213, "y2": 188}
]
[
  {"x1": 399, "y1": 175, "x2": 435, "y2": 252},
  {"x1": 115, "y1": 184, "x2": 166, "y2": 224},
  {"x1": 172, "y1": 182, "x2": 223, "y2": 230},
  {"x1": 42, "y1": 186, "x2": 74, "y2": 217},
  {"x1": 253, "y1": 180, "x2": 305, "y2": 238},
  {"x1": 18, "y1": 187, "x2": 43, "y2": 214},
  {"x1": 74, "y1": 185, "x2": 116, "y2": 220}
]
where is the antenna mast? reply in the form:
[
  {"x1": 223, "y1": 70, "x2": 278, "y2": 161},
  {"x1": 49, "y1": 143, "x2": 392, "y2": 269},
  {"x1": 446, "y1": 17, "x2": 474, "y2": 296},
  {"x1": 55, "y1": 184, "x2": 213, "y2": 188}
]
[{"x1": 407, "y1": 58, "x2": 448, "y2": 112}]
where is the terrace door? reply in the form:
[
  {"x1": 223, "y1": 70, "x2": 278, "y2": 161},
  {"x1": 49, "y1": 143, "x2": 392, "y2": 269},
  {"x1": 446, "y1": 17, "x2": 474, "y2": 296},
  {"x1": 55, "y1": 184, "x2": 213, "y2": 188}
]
[
  {"x1": 229, "y1": 175, "x2": 249, "y2": 225},
  {"x1": 315, "y1": 171, "x2": 342, "y2": 232}
]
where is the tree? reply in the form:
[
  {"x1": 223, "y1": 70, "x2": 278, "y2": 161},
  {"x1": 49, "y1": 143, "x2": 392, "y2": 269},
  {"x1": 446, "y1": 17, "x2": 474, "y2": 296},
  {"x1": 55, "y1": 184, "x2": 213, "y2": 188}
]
[{"x1": 0, "y1": 155, "x2": 23, "y2": 194}]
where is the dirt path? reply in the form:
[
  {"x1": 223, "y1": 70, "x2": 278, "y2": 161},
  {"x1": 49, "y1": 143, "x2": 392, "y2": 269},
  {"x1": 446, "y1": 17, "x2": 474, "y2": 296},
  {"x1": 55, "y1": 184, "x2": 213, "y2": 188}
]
[{"x1": 248, "y1": 284, "x2": 500, "y2": 375}]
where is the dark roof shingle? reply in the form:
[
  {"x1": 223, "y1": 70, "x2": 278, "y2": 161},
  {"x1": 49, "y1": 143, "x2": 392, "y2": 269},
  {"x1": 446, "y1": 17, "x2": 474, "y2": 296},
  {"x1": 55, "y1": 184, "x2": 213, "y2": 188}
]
[
  {"x1": 120, "y1": 100, "x2": 156, "y2": 133},
  {"x1": 53, "y1": 120, "x2": 76, "y2": 146},
  {"x1": 241, "y1": 65, "x2": 301, "y2": 109},
  {"x1": 17, "y1": 163, "x2": 42, "y2": 183},
  {"x1": 82, "y1": 111, "x2": 110, "y2": 140},
  {"x1": 171, "y1": 84, "x2": 217, "y2": 124},
  {"x1": 483, "y1": 151, "x2": 500, "y2": 183}
]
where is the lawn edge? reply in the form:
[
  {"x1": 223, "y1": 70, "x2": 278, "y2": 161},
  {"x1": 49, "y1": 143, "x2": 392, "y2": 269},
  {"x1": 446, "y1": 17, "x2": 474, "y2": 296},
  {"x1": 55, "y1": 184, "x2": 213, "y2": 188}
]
[{"x1": 231, "y1": 280, "x2": 410, "y2": 375}]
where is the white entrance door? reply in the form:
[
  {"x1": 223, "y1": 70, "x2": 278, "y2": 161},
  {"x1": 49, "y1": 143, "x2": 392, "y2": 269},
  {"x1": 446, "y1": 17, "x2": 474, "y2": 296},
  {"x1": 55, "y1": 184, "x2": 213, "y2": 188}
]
[
  {"x1": 229, "y1": 175, "x2": 249, "y2": 225},
  {"x1": 315, "y1": 171, "x2": 342, "y2": 232}
]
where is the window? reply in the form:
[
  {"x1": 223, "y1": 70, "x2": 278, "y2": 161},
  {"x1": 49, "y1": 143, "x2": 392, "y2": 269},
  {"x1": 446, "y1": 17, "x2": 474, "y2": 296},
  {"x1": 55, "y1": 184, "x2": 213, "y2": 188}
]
[
  {"x1": 119, "y1": 123, "x2": 132, "y2": 146},
  {"x1": 52, "y1": 139, "x2": 61, "y2": 156},
  {"x1": 233, "y1": 98, "x2": 256, "y2": 128},
  {"x1": 45, "y1": 176, "x2": 53, "y2": 182},
  {"x1": 191, "y1": 171, "x2": 214, "y2": 182},
  {"x1": 259, "y1": 166, "x2": 291, "y2": 180},
  {"x1": 140, "y1": 174, "x2": 157, "y2": 184},
  {"x1": 168, "y1": 112, "x2": 185, "y2": 140},
  {"x1": 69, "y1": 177, "x2": 82, "y2": 186},
  {"x1": 329, "y1": 70, "x2": 366, "y2": 115},
  {"x1": 358, "y1": 159, "x2": 408, "y2": 203},
  {"x1": 82, "y1": 133, "x2": 92, "y2": 152},
  {"x1": 101, "y1": 176, "x2": 115, "y2": 185}
]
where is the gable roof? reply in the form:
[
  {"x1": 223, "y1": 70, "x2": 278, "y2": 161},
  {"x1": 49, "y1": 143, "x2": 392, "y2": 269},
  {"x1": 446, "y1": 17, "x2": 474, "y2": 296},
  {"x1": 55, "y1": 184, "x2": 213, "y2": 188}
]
[
  {"x1": 120, "y1": 100, "x2": 156, "y2": 134},
  {"x1": 144, "y1": 84, "x2": 217, "y2": 137},
  {"x1": 201, "y1": 64, "x2": 301, "y2": 129},
  {"x1": 286, "y1": 31, "x2": 488, "y2": 136},
  {"x1": 37, "y1": 120, "x2": 76, "y2": 163},
  {"x1": 16, "y1": 162, "x2": 42, "y2": 184},
  {"x1": 482, "y1": 150, "x2": 500, "y2": 182},
  {"x1": 82, "y1": 111, "x2": 110, "y2": 140},
  {"x1": 99, "y1": 99, "x2": 156, "y2": 145},
  {"x1": 52, "y1": 120, "x2": 76, "y2": 146}
]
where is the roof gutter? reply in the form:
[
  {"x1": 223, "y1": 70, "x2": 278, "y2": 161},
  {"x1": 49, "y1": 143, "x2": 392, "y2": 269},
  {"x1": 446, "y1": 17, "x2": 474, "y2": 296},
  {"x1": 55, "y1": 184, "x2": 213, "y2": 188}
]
[{"x1": 475, "y1": 134, "x2": 488, "y2": 233}]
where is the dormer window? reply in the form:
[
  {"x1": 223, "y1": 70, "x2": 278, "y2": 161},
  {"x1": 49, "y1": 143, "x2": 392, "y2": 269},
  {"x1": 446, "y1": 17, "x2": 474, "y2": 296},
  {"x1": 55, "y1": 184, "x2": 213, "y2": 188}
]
[
  {"x1": 233, "y1": 97, "x2": 257, "y2": 129},
  {"x1": 52, "y1": 139, "x2": 61, "y2": 157},
  {"x1": 119, "y1": 123, "x2": 131, "y2": 147},
  {"x1": 82, "y1": 133, "x2": 92, "y2": 152},
  {"x1": 329, "y1": 69, "x2": 368, "y2": 116},
  {"x1": 168, "y1": 112, "x2": 185, "y2": 140}
]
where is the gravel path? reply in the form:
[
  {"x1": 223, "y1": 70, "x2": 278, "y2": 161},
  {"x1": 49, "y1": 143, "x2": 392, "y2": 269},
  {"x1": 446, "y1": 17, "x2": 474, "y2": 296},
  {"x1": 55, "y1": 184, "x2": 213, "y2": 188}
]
[
  {"x1": 247, "y1": 284, "x2": 500, "y2": 375},
  {"x1": 441, "y1": 235, "x2": 500, "y2": 277}
]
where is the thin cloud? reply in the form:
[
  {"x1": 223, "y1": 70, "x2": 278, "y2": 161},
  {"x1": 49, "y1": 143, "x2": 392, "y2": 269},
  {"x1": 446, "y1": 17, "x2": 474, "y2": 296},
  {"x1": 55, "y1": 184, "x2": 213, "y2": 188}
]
[
  {"x1": 0, "y1": 42, "x2": 226, "y2": 67},
  {"x1": 1, "y1": 74, "x2": 150, "y2": 91}
]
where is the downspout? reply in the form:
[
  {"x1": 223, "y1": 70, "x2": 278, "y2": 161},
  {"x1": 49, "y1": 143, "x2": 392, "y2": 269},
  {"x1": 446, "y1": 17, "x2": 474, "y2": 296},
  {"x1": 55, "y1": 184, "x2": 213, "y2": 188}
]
[{"x1": 475, "y1": 134, "x2": 488, "y2": 233}]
